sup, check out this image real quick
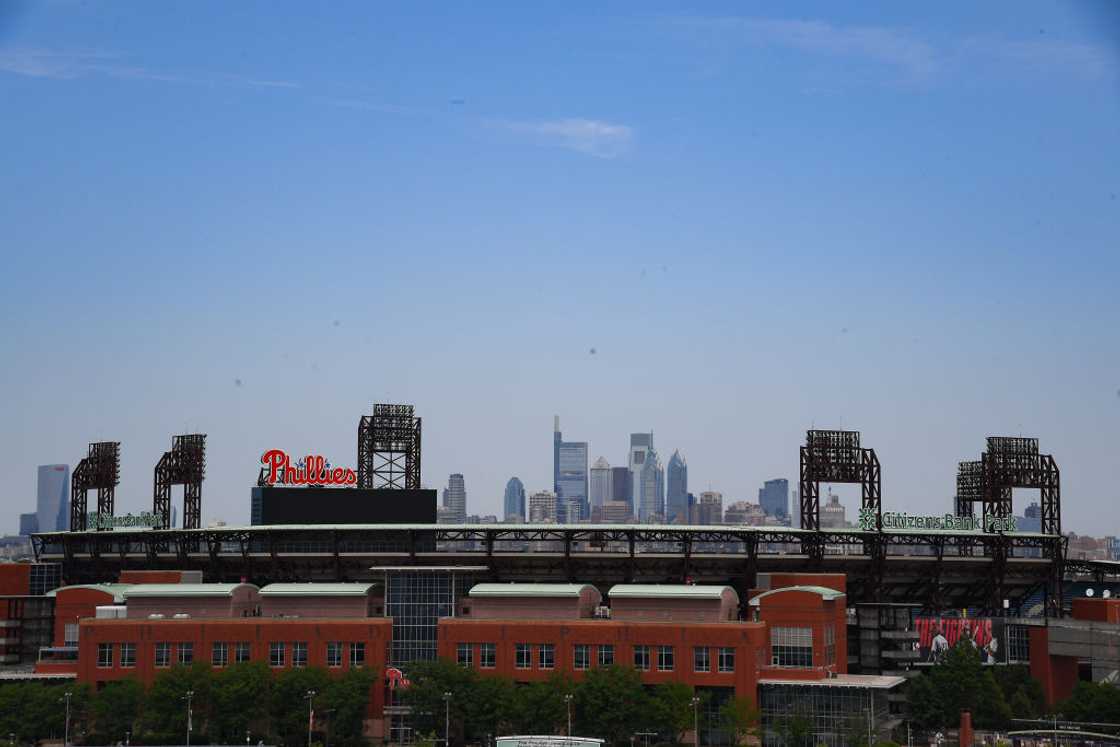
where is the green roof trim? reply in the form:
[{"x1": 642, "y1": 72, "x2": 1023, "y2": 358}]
[
  {"x1": 124, "y1": 583, "x2": 256, "y2": 599},
  {"x1": 748, "y1": 585, "x2": 846, "y2": 606},
  {"x1": 46, "y1": 584, "x2": 132, "y2": 604},
  {"x1": 608, "y1": 584, "x2": 734, "y2": 600},
  {"x1": 259, "y1": 583, "x2": 375, "y2": 597},
  {"x1": 469, "y1": 583, "x2": 596, "y2": 599}
]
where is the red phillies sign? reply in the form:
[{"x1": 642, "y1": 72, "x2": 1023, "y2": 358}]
[{"x1": 260, "y1": 449, "x2": 357, "y2": 487}]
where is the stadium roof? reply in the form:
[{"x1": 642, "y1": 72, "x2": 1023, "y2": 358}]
[
  {"x1": 469, "y1": 583, "x2": 595, "y2": 598},
  {"x1": 608, "y1": 584, "x2": 733, "y2": 600}
]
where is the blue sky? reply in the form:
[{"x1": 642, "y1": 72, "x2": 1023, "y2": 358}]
[{"x1": 1, "y1": 2, "x2": 1118, "y2": 534}]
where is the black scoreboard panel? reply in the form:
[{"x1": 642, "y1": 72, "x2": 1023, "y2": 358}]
[{"x1": 251, "y1": 487, "x2": 437, "y2": 525}]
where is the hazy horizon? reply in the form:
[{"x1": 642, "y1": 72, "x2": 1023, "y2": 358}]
[{"x1": 2, "y1": 2, "x2": 1118, "y2": 536}]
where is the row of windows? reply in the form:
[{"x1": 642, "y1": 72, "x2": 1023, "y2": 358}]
[
  {"x1": 456, "y1": 643, "x2": 737, "y2": 673},
  {"x1": 95, "y1": 642, "x2": 368, "y2": 669}
]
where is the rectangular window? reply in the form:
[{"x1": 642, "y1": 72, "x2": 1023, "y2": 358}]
[
  {"x1": 539, "y1": 644, "x2": 555, "y2": 670},
  {"x1": 270, "y1": 642, "x2": 285, "y2": 668},
  {"x1": 633, "y1": 645, "x2": 650, "y2": 671},
  {"x1": 155, "y1": 642, "x2": 171, "y2": 668},
  {"x1": 235, "y1": 642, "x2": 251, "y2": 664},
  {"x1": 693, "y1": 646, "x2": 710, "y2": 673},
  {"x1": 64, "y1": 623, "x2": 79, "y2": 647},
  {"x1": 327, "y1": 642, "x2": 342, "y2": 668},
  {"x1": 457, "y1": 643, "x2": 473, "y2": 667},
  {"x1": 178, "y1": 642, "x2": 193, "y2": 665},
  {"x1": 516, "y1": 643, "x2": 531, "y2": 669},
  {"x1": 598, "y1": 644, "x2": 614, "y2": 667},
  {"x1": 212, "y1": 642, "x2": 229, "y2": 668},
  {"x1": 718, "y1": 647, "x2": 735, "y2": 673},
  {"x1": 350, "y1": 642, "x2": 365, "y2": 668},
  {"x1": 120, "y1": 642, "x2": 136, "y2": 668},
  {"x1": 573, "y1": 644, "x2": 590, "y2": 671},
  {"x1": 293, "y1": 642, "x2": 308, "y2": 668},
  {"x1": 97, "y1": 643, "x2": 113, "y2": 668},
  {"x1": 480, "y1": 643, "x2": 496, "y2": 669},
  {"x1": 657, "y1": 645, "x2": 674, "y2": 672},
  {"x1": 771, "y1": 627, "x2": 813, "y2": 669}
]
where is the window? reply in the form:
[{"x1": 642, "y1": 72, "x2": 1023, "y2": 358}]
[
  {"x1": 657, "y1": 645, "x2": 674, "y2": 672},
  {"x1": 598, "y1": 644, "x2": 614, "y2": 667},
  {"x1": 327, "y1": 642, "x2": 342, "y2": 668},
  {"x1": 480, "y1": 643, "x2": 496, "y2": 669},
  {"x1": 97, "y1": 643, "x2": 113, "y2": 668},
  {"x1": 824, "y1": 626, "x2": 836, "y2": 665},
  {"x1": 516, "y1": 643, "x2": 531, "y2": 669},
  {"x1": 270, "y1": 642, "x2": 285, "y2": 668},
  {"x1": 350, "y1": 642, "x2": 365, "y2": 668},
  {"x1": 212, "y1": 642, "x2": 228, "y2": 668},
  {"x1": 718, "y1": 647, "x2": 735, "y2": 673},
  {"x1": 155, "y1": 642, "x2": 171, "y2": 668},
  {"x1": 235, "y1": 641, "x2": 251, "y2": 664},
  {"x1": 293, "y1": 642, "x2": 308, "y2": 668},
  {"x1": 633, "y1": 645, "x2": 650, "y2": 671},
  {"x1": 539, "y1": 644, "x2": 555, "y2": 670},
  {"x1": 693, "y1": 646, "x2": 710, "y2": 673},
  {"x1": 120, "y1": 642, "x2": 136, "y2": 668},
  {"x1": 573, "y1": 644, "x2": 590, "y2": 671},
  {"x1": 64, "y1": 623, "x2": 79, "y2": 647},
  {"x1": 178, "y1": 642, "x2": 193, "y2": 665},
  {"x1": 771, "y1": 627, "x2": 813, "y2": 668},
  {"x1": 457, "y1": 643, "x2": 473, "y2": 667}
]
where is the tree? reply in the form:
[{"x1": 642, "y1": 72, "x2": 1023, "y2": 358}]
[
  {"x1": 210, "y1": 661, "x2": 274, "y2": 744},
  {"x1": 718, "y1": 696, "x2": 760, "y2": 746},
  {"x1": 573, "y1": 666, "x2": 651, "y2": 746},
  {"x1": 272, "y1": 667, "x2": 332, "y2": 747},
  {"x1": 650, "y1": 682, "x2": 695, "y2": 744},
  {"x1": 92, "y1": 678, "x2": 145, "y2": 744}
]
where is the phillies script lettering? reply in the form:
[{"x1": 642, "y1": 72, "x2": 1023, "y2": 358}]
[{"x1": 260, "y1": 449, "x2": 357, "y2": 486}]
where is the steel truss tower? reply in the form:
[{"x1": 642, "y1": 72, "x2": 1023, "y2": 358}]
[
  {"x1": 153, "y1": 434, "x2": 207, "y2": 530},
  {"x1": 70, "y1": 442, "x2": 121, "y2": 531},
  {"x1": 799, "y1": 429, "x2": 881, "y2": 531},
  {"x1": 357, "y1": 404, "x2": 421, "y2": 489}
]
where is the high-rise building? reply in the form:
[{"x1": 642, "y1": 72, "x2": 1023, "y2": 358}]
[
  {"x1": 553, "y1": 417, "x2": 588, "y2": 522},
  {"x1": 503, "y1": 477, "x2": 526, "y2": 522},
  {"x1": 693, "y1": 491, "x2": 723, "y2": 525},
  {"x1": 443, "y1": 474, "x2": 467, "y2": 523},
  {"x1": 611, "y1": 467, "x2": 632, "y2": 511},
  {"x1": 37, "y1": 465, "x2": 70, "y2": 533},
  {"x1": 589, "y1": 457, "x2": 612, "y2": 509},
  {"x1": 758, "y1": 479, "x2": 789, "y2": 521},
  {"x1": 666, "y1": 450, "x2": 688, "y2": 523},
  {"x1": 630, "y1": 433, "x2": 664, "y2": 522},
  {"x1": 528, "y1": 490, "x2": 557, "y2": 523}
]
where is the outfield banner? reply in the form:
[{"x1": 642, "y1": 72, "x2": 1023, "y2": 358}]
[{"x1": 914, "y1": 617, "x2": 1005, "y2": 665}]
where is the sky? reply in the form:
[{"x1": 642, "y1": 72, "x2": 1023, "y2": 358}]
[{"x1": 1, "y1": 2, "x2": 1118, "y2": 535}]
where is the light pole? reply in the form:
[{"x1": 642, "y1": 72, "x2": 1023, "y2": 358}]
[
  {"x1": 62, "y1": 691, "x2": 73, "y2": 747},
  {"x1": 690, "y1": 696, "x2": 701, "y2": 747},
  {"x1": 184, "y1": 690, "x2": 194, "y2": 747},
  {"x1": 443, "y1": 692, "x2": 452, "y2": 747},
  {"x1": 564, "y1": 694, "x2": 573, "y2": 739},
  {"x1": 306, "y1": 690, "x2": 317, "y2": 747}
]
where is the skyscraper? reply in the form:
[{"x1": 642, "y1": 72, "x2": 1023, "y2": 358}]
[
  {"x1": 37, "y1": 464, "x2": 70, "y2": 532},
  {"x1": 665, "y1": 450, "x2": 688, "y2": 523},
  {"x1": 503, "y1": 477, "x2": 526, "y2": 522},
  {"x1": 528, "y1": 490, "x2": 557, "y2": 523},
  {"x1": 611, "y1": 467, "x2": 632, "y2": 512},
  {"x1": 553, "y1": 417, "x2": 588, "y2": 522},
  {"x1": 443, "y1": 473, "x2": 467, "y2": 523},
  {"x1": 758, "y1": 478, "x2": 789, "y2": 521},
  {"x1": 589, "y1": 457, "x2": 612, "y2": 509}
]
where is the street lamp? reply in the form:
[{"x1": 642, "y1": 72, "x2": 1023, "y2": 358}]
[
  {"x1": 183, "y1": 690, "x2": 195, "y2": 747},
  {"x1": 564, "y1": 694, "x2": 573, "y2": 739},
  {"x1": 443, "y1": 692, "x2": 452, "y2": 747},
  {"x1": 305, "y1": 690, "x2": 318, "y2": 747},
  {"x1": 690, "y1": 697, "x2": 701, "y2": 747}
]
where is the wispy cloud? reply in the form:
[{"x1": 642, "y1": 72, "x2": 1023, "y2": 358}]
[
  {"x1": 498, "y1": 118, "x2": 634, "y2": 158},
  {"x1": 0, "y1": 47, "x2": 299, "y2": 89}
]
